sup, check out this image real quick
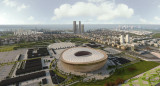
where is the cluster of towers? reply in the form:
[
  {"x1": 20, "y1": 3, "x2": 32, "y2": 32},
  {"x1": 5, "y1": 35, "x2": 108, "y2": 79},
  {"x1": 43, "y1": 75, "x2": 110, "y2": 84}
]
[
  {"x1": 73, "y1": 21, "x2": 84, "y2": 34},
  {"x1": 120, "y1": 34, "x2": 130, "y2": 45}
]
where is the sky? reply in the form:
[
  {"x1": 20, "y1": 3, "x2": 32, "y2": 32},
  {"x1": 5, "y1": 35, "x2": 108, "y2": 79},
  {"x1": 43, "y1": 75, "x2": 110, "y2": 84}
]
[{"x1": 0, "y1": 0, "x2": 160, "y2": 24}]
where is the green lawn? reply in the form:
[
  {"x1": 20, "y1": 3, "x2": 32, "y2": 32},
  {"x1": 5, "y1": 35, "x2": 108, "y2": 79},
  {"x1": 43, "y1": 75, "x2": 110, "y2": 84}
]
[
  {"x1": 70, "y1": 38, "x2": 89, "y2": 43},
  {"x1": 0, "y1": 40, "x2": 55, "y2": 52},
  {"x1": 152, "y1": 33, "x2": 160, "y2": 38},
  {"x1": 0, "y1": 45, "x2": 17, "y2": 52},
  {"x1": 0, "y1": 37, "x2": 88, "y2": 52},
  {"x1": 15, "y1": 41, "x2": 49, "y2": 49},
  {"x1": 0, "y1": 34, "x2": 14, "y2": 39},
  {"x1": 71, "y1": 61, "x2": 160, "y2": 86}
]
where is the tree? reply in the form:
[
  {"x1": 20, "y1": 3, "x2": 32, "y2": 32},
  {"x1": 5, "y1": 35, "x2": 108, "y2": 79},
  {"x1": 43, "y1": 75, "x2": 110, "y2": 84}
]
[{"x1": 114, "y1": 78, "x2": 125, "y2": 85}]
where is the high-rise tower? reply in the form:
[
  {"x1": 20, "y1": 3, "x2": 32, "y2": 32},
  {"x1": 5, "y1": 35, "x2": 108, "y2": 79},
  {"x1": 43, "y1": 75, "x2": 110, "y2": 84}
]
[
  {"x1": 81, "y1": 24, "x2": 84, "y2": 33},
  {"x1": 126, "y1": 34, "x2": 130, "y2": 43},
  {"x1": 79, "y1": 21, "x2": 81, "y2": 34},
  {"x1": 73, "y1": 21, "x2": 76, "y2": 34},
  {"x1": 76, "y1": 24, "x2": 78, "y2": 34},
  {"x1": 120, "y1": 35, "x2": 124, "y2": 45}
]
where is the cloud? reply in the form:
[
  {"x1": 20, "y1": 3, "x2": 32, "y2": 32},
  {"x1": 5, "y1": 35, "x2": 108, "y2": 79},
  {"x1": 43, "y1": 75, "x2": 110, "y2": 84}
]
[
  {"x1": 28, "y1": 16, "x2": 34, "y2": 20},
  {"x1": 52, "y1": 1, "x2": 134, "y2": 21},
  {"x1": 154, "y1": 16, "x2": 160, "y2": 21},
  {"x1": 17, "y1": 4, "x2": 29, "y2": 11},
  {"x1": 139, "y1": 18, "x2": 154, "y2": 24},
  {"x1": 0, "y1": 12, "x2": 26, "y2": 24},
  {"x1": 3, "y1": 0, "x2": 17, "y2": 7},
  {"x1": 139, "y1": 18, "x2": 147, "y2": 23},
  {"x1": 158, "y1": 5, "x2": 160, "y2": 8},
  {"x1": 88, "y1": 0, "x2": 106, "y2": 3},
  {"x1": 0, "y1": 13, "x2": 7, "y2": 24},
  {"x1": 3, "y1": 0, "x2": 28, "y2": 11}
]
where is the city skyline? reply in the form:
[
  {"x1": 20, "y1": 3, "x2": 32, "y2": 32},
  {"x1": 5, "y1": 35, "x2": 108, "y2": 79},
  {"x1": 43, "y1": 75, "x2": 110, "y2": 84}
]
[{"x1": 0, "y1": 0, "x2": 160, "y2": 24}]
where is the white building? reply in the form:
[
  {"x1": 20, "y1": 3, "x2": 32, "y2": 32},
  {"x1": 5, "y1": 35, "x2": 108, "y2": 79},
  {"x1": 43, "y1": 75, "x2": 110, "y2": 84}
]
[
  {"x1": 126, "y1": 34, "x2": 130, "y2": 44},
  {"x1": 120, "y1": 35, "x2": 124, "y2": 45}
]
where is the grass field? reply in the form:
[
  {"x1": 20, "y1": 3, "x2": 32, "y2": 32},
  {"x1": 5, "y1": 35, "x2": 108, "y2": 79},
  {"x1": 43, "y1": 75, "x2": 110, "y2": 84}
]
[
  {"x1": 0, "y1": 45, "x2": 17, "y2": 52},
  {"x1": 0, "y1": 34, "x2": 14, "y2": 39},
  {"x1": 152, "y1": 33, "x2": 160, "y2": 38},
  {"x1": 0, "y1": 40, "x2": 55, "y2": 52},
  {"x1": 60, "y1": 38, "x2": 89, "y2": 43},
  {"x1": 71, "y1": 61, "x2": 160, "y2": 86},
  {"x1": 123, "y1": 67, "x2": 160, "y2": 86},
  {"x1": 0, "y1": 37, "x2": 87, "y2": 52}
]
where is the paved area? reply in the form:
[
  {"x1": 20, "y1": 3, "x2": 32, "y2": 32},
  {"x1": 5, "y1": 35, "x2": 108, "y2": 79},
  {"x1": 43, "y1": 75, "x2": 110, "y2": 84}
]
[
  {"x1": 20, "y1": 70, "x2": 54, "y2": 86},
  {"x1": 0, "y1": 49, "x2": 27, "y2": 63},
  {"x1": 0, "y1": 65, "x2": 13, "y2": 80},
  {"x1": 151, "y1": 52, "x2": 160, "y2": 58},
  {"x1": 54, "y1": 49, "x2": 66, "y2": 59},
  {"x1": 104, "y1": 48, "x2": 122, "y2": 54},
  {"x1": 23, "y1": 82, "x2": 39, "y2": 86},
  {"x1": 0, "y1": 49, "x2": 27, "y2": 80}
]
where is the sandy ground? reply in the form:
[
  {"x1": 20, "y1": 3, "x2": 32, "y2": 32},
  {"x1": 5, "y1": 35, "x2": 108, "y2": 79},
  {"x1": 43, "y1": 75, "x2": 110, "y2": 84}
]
[{"x1": 151, "y1": 52, "x2": 160, "y2": 58}]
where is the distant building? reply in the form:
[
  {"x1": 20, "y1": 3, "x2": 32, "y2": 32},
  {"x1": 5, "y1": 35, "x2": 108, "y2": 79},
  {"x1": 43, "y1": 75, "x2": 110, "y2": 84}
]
[
  {"x1": 73, "y1": 21, "x2": 76, "y2": 34},
  {"x1": 126, "y1": 34, "x2": 130, "y2": 43},
  {"x1": 79, "y1": 21, "x2": 81, "y2": 34},
  {"x1": 81, "y1": 24, "x2": 84, "y2": 33},
  {"x1": 14, "y1": 29, "x2": 39, "y2": 36},
  {"x1": 73, "y1": 21, "x2": 84, "y2": 34},
  {"x1": 76, "y1": 24, "x2": 79, "y2": 34},
  {"x1": 120, "y1": 35, "x2": 124, "y2": 45}
]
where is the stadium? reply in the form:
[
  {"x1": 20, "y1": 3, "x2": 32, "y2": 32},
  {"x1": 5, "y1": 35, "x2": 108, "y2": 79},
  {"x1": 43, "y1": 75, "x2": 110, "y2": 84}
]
[{"x1": 60, "y1": 47, "x2": 108, "y2": 72}]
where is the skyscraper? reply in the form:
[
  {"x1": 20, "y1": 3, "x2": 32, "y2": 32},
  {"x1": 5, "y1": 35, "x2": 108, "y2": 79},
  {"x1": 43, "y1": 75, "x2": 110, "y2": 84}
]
[
  {"x1": 73, "y1": 21, "x2": 76, "y2": 34},
  {"x1": 73, "y1": 21, "x2": 84, "y2": 34},
  {"x1": 79, "y1": 21, "x2": 81, "y2": 34},
  {"x1": 81, "y1": 24, "x2": 84, "y2": 33},
  {"x1": 126, "y1": 34, "x2": 130, "y2": 43},
  {"x1": 120, "y1": 35, "x2": 124, "y2": 45},
  {"x1": 76, "y1": 24, "x2": 78, "y2": 34}
]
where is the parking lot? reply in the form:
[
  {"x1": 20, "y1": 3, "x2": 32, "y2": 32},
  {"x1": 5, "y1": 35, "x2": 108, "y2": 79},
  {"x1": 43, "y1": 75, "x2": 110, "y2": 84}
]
[
  {"x1": 104, "y1": 48, "x2": 122, "y2": 54},
  {"x1": 0, "y1": 65, "x2": 13, "y2": 80},
  {"x1": 0, "y1": 49, "x2": 27, "y2": 63},
  {"x1": 0, "y1": 49, "x2": 27, "y2": 80},
  {"x1": 108, "y1": 57, "x2": 131, "y2": 65}
]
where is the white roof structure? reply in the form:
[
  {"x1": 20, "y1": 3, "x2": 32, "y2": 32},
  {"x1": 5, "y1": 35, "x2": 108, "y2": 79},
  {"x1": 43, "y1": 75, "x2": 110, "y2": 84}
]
[
  {"x1": 48, "y1": 42, "x2": 75, "y2": 49},
  {"x1": 61, "y1": 47, "x2": 106, "y2": 64}
]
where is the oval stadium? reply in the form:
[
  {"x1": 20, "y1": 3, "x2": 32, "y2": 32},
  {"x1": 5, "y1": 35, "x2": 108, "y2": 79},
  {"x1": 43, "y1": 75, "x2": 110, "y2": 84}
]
[{"x1": 60, "y1": 47, "x2": 108, "y2": 72}]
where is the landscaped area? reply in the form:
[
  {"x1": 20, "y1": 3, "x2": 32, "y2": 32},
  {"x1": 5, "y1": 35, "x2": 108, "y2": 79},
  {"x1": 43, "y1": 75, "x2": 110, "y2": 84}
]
[
  {"x1": 59, "y1": 38, "x2": 89, "y2": 43},
  {"x1": 123, "y1": 66, "x2": 160, "y2": 86},
  {"x1": 0, "y1": 45, "x2": 17, "y2": 52},
  {"x1": 71, "y1": 61, "x2": 160, "y2": 86},
  {"x1": 0, "y1": 40, "x2": 55, "y2": 52},
  {"x1": 0, "y1": 34, "x2": 14, "y2": 39},
  {"x1": 152, "y1": 33, "x2": 160, "y2": 38},
  {"x1": 0, "y1": 37, "x2": 88, "y2": 52}
]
